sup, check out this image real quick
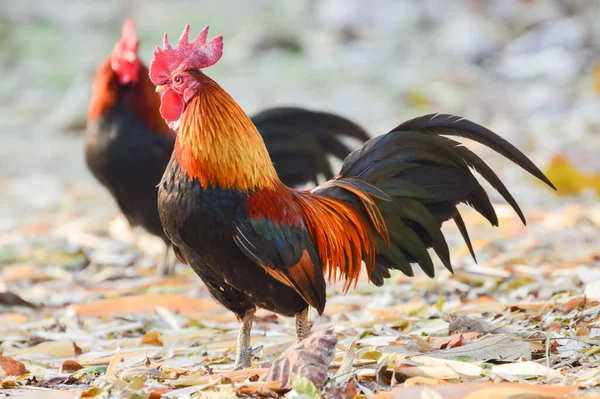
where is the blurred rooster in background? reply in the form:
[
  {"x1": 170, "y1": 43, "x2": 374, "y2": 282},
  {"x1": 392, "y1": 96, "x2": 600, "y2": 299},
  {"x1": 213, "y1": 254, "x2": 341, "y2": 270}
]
[
  {"x1": 85, "y1": 19, "x2": 369, "y2": 275},
  {"x1": 149, "y1": 25, "x2": 555, "y2": 369}
]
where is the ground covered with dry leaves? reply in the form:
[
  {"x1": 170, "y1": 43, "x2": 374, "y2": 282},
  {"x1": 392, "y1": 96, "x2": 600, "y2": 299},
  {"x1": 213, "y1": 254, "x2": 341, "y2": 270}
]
[{"x1": 1, "y1": 202, "x2": 600, "y2": 399}]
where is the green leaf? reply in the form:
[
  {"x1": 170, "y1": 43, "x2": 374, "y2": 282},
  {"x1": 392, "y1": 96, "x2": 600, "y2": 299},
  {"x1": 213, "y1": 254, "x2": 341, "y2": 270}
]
[
  {"x1": 291, "y1": 375, "x2": 321, "y2": 399},
  {"x1": 72, "y1": 365, "x2": 107, "y2": 379}
]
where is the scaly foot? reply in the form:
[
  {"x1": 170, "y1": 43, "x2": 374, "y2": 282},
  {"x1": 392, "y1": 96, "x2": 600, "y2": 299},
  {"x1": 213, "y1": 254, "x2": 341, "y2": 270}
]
[
  {"x1": 295, "y1": 308, "x2": 311, "y2": 343},
  {"x1": 233, "y1": 308, "x2": 256, "y2": 369}
]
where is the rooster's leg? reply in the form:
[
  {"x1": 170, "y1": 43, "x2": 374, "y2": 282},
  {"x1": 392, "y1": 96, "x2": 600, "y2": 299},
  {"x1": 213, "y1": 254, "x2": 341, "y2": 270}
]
[
  {"x1": 234, "y1": 307, "x2": 256, "y2": 370},
  {"x1": 295, "y1": 308, "x2": 311, "y2": 343},
  {"x1": 156, "y1": 243, "x2": 177, "y2": 277},
  {"x1": 156, "y1": 246, "x2": 170, "y2": 276}
]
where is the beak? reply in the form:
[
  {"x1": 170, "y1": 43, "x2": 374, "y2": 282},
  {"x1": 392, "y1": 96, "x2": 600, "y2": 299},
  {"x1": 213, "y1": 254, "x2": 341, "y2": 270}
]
[
  {"x1": 155, "y1": 85, "x2": 167, "y2": 93},
  {"x1": 123, "y1": 52, "x2": 137, "y2": 63}
]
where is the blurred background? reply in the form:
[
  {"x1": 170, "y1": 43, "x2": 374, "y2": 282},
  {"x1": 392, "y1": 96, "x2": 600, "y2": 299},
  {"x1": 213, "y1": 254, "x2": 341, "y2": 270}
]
[{"x1": 1, "y1": 0, "x2": 599, "y2": 250}]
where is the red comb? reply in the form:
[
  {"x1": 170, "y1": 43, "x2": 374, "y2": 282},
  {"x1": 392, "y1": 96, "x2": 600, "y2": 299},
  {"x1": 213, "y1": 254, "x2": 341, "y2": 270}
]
[
  {"x1": 149, "y1": 25, "x2": 223, "y2": 85},
  {"x1": 120, "y1": 18, "x2": 138, "y2": 52}
]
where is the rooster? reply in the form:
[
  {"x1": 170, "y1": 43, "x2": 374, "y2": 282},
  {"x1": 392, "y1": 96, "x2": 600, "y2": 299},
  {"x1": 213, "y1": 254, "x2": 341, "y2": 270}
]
[
  {"x1": 149, "y1": 25, "x2": 555, "y2": 369},
  {"x1": 85, "y1": 20, "x2": 369, "y2": 275}
]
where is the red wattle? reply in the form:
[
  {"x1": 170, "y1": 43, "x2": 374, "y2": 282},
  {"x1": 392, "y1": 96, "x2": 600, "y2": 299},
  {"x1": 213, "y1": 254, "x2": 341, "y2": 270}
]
[{"x1": 159, "y1": 88, "x2": 185, "y2": 130}]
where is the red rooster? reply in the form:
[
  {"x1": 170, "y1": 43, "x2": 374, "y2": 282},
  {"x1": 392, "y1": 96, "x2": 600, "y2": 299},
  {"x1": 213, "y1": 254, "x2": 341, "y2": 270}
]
[
  {"x1": 149, "y1": 25, "x2": 555, "y2": 369},
  {"x1": 85, "y1": 20, "x2": 369, "y2": 275}
]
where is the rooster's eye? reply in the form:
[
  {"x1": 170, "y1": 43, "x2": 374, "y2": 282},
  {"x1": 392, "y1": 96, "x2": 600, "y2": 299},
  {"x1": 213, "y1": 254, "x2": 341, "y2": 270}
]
[{"x1": 174, "y1": 76, "x2": 183, "y2": 85}]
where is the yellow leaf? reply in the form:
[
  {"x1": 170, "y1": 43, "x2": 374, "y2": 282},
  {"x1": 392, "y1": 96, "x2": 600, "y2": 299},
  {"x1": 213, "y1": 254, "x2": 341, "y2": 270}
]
[
  {"x1": 407, "y1": 90, "x2": 431, "y2": 110},
  {"x1": 141, "y1": 329, "x2": 164, "y2": 347},
  {"x1": 593, "y1": 61, "x2": 600, "y2": 94},
  {"x1": 543, "y1": 154, "x2": 600, "y2": 196},
  {"x1": 360, "y1": 350, "x2": 383, "y2": 361},
  {"x1": 435, "y1": 294, "x2": 444, "y2": 312}
]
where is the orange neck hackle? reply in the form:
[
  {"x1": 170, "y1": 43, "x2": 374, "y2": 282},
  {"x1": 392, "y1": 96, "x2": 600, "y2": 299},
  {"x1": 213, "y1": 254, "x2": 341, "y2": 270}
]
[
  {"x1": 88, "y1": 59, "x2": 172, "y2": 137},
  {"x1": 175, "y1": 73, "x2": 278, "y2": 192}
]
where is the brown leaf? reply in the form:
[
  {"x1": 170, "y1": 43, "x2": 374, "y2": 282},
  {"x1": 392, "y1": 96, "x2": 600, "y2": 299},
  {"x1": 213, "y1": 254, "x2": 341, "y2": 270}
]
[
  {"x1": 0, "y1": 355, "x2": 29, "y2": 376},
  {"x1": 237, "y1": 381, "x2": 283, "y2": 397},
  {"x1": 81, "y1": 388, "x2": 104, "y2": 397},
  {"x1": 0, "y1": 291, "x2": 36, "y2": 308},
  {"x1": 150, "y1": 389, "x2": 169, "y2": 399},
  {"x1": 141, "y1": 329, "x2": 164, "y2": 346},
  {"x1": 262, "y1": 328, "x2": 337, "y2": 390},
  {"x1": 557, "y1": 297, "x2": 586, "y2": 313},
  {"x1": 576, "y1": 325, "x2": 590, "y2": 336},
  {"x1": 70, "y1": 294, "x2": 217, "y2": 316},
  {"x1": 59, "y1": 360, "x2": 83, "y2": 373},
  {"x1": 431, "y1": 333, "x2": 480, "y2": 351},
  {"x1": 73, "y1": 341, "x2": 84, "y2": 356}
]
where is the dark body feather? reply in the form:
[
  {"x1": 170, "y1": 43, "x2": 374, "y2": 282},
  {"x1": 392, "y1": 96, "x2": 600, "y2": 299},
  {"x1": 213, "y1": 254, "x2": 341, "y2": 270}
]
[
  {"x1": 86, "y1": 105, "x2": 174, "y2": 243},
  {"x1": 158, "y1": 161, "x2": 307, "y2": 316}
]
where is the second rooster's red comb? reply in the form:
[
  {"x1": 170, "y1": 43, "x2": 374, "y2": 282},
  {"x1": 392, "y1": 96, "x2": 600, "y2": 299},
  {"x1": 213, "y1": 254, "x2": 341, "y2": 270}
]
[
  {"x1": 149, "y1": 25, "x2": 223, "y2": 85},
  {"x1": 121, "y1": 18, "x2": 138, "y2": 49}
]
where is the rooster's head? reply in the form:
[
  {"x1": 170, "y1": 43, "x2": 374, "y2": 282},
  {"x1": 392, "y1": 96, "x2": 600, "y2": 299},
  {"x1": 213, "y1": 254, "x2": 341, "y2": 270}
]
[
  {"x1": 148, "y1": 25, "x2": 223, "y2": 130},
  {"x1": 111, "y1": 18, "x2": 141, "y2": 85}
]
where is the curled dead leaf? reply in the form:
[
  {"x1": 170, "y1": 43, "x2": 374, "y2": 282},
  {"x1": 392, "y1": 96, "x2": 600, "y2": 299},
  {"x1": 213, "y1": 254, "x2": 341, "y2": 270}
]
[
  {"x1": 262, "y1": 328, "x2": 337, "y2": 390},
  {"x1": 60, "y1": 360, "x2": 83, "y2": 373}
]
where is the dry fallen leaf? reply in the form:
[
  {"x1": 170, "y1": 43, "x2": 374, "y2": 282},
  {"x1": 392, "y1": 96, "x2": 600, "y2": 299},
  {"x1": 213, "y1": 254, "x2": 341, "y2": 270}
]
[
  {"x1": 70, "y1": 294, "x2": 217, "y2": 316},
  {"x1": 9, "y1": 341, "x2": 75, "y2": 357},
  {"x1": 105, "y1": 347, "x2": 122, "y2": 378},
  {"x1": 60, "y1": 360, "x2": 83, "y2": 373},
  {"x1": 430, "y1": 333, "x2": 480, "y2": 350},
  {"x1": 395, "y1": 356, "x2": 482, "y2": 380},
  {"x1": 443, "y1": 314, "x2": 530, "y2": 337},
  {"x1": 149, "y1": 389, "x2": 169, "y2": 399},
  {"x1": 428, "y1": 334, "x2": 531, "y2": 362},
  {"x1": 141, "y1": 329, "x2": 164, "y2": 346},
  {"x1": 236, "y1": 381, "x2": 283, "y2": 397},
  {"x1": 0, "y1": 355, "x2": 29, "y2": 376},
  {"x1": 0, "y1": 291, "x2": 36, "y2": 308},
  {"x1": 73, "y1": 342, "x2": 84, "y2": 356},
  {"x1": 491, "y1": 361, "x2": 561, "y2": 379},
  {"x1": 390, "y1": 382, "x2": 577, "y2": 399},
  {"x1": 262, "y1": 329, "x2": 337, "y2": 390},
  {"x1": 543, "y1": 154, "x2": 600, "y2": 196}
]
